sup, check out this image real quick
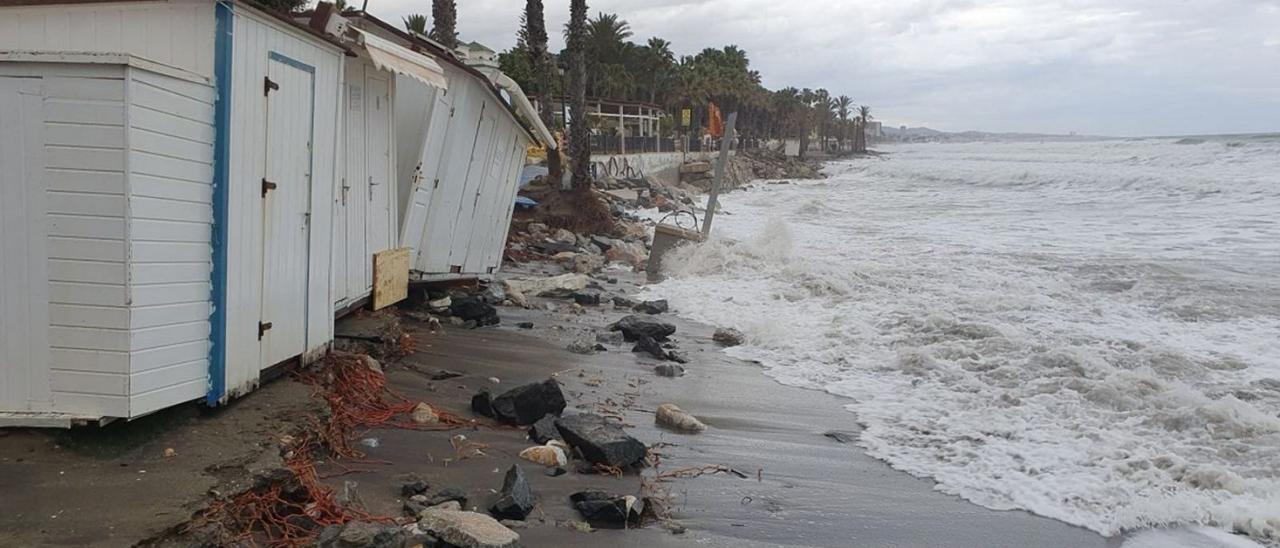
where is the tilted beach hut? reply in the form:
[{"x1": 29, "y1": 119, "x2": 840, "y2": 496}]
[
  {"x1": 0, "y1": 0, "x2": 347, "y2": 425},
  {"x1": 311, "y1": 8, "x2": 450, "y2": 313},
  {"x1": 333, "y1": 14, "x2": 554, "y2": 281}
]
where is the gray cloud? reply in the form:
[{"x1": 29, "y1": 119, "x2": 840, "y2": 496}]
[{"x1": 364, "y1": 0, "x2": 1280, "y2": 136}]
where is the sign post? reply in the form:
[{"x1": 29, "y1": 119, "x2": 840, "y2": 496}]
[
  {"x1": 701, "y1": 111, "x2": 737, "y2": 238},
  {"x1": 680, "y1": 108, "x2": 691, "y2": 162}
]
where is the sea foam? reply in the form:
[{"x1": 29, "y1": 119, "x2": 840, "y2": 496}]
[{"x1": 644, "y1": 138, "x2": 1280, "y2": 540}]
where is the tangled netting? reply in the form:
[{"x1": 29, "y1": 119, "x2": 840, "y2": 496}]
[{"x1": 186, "y1": 353, "x2": 469, "y2": 546}]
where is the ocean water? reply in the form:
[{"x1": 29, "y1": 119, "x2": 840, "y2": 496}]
[{"x1": 642, "y1": 137, "x2": 1280, "y2": 540}]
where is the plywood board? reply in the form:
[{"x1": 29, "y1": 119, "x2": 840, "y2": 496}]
[{"x1": 371, "y1": 247, "x2": 410, "y2": 310}]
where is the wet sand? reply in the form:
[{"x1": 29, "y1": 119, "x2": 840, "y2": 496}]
[{"x1": 340, "y1": 268, "x2": 1111, "y2": 547}]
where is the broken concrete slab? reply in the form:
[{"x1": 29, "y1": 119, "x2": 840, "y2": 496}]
[
  {"x1": 418, "y1": 509, "x2": 519, "y2": 548},
  {"x1": 315, "y1": 521, "x2": 408, "y2": 548}
]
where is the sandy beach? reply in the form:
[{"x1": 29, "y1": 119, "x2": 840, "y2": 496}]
[{"x1": 0, "y1": 263, "x2": 1109, "y2": 547}]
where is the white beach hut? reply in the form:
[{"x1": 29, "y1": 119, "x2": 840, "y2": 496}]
[
  {"x1": 0, "y1": 0, "x2": 347, "y2": 425},
  {"x1": 341, "y1": 15, "x2": 555, "y2": 281},
  {"x1": 316, "y1": 8, "x2": 450, "y2": 313}
]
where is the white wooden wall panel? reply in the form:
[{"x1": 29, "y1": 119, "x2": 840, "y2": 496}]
[
  {"x1": 0, "y1": 2, "x2": 215, "y2": 78},
  {"x1": 223, "y1": 9, "x2": 341, "y2": 397},
  {"x1": 398, "y1": 84, "x2": 452, "y2": 268},
  {"x1": 463, "y1": 120, "x2": 521, "y2": 273},
  {"x1": 447, "y1": 105, "x2": 496, "y2": 270},
  {"x1": 0, "y1": 76, "x2": 52, "y2": 413},
  {"x1": 393, "y1": 74, "x2": 433, "y2": 216},
  {"x1": 478, "y1": 137, "x2": 529, "y2": 272},
  {"x1": 32, "y1": 70, "x2": 132, "y2": 417},
  {"x1": 417, "y1": 77, "x2": 483, "y2": 274},
  {"x1": 0, "y1": 54, "x2": 219, "y2": 422}
]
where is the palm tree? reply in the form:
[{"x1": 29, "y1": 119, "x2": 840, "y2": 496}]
[
  {"x1": 430, "y1": 0, "x2": 458, "y2": 49},
  {"x1": 567, "y1": 0, "x2": 591, "y2": 191},
  {"x1": 523, "y1": 0, "x2": 561, "y2": 185},
  {"x1": 403, "y1": 13, "x2": 428, "y2": 35},
  {"x1": 856, "y1": 105, "x2": 872, "y2": 153},
  {"x1": 836, "y1": 95, "x2": 852, "y2": 151}
]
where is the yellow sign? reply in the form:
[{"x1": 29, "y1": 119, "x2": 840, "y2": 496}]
[{"x1": 681, "y1": 108, "x2": 692, "y2": 127}]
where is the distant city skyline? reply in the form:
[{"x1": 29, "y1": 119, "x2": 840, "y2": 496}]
[{"x1": 364, "y1": 0, "x2": 1280, "y2": 137}]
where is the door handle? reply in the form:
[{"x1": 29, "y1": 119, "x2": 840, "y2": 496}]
[
  {"x1": 368, "y1": 176, "x2": 380, "y2": 200},
  {"x1": 341, "y1": 178, "x2": 350, "y2": 206}
]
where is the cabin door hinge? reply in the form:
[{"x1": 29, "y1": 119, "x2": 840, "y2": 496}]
[
  {"x1": 449, "y1": 106, "x2": 455, "y2": 117},
  {"x1": 261, "y1": 178, "x2": 277, "y2": 197},
  {"x1": 258, "y1": 321, "x2": 273, "y2": 340},
  {"x1": 264, "y1": 76, "x2": 279, "y2": 96}
]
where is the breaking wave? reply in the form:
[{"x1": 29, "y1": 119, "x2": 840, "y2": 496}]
[{"x1": 645, "y1": 138, "x2": 1280, "y2": 540}]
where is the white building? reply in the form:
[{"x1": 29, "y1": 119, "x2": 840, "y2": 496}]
[{"x1": 0, "y1": 1, "x2": 547, "y2": 426}]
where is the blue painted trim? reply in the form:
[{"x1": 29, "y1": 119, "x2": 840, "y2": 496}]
[
  {"x1": 207, "y1": 1, "x2": 233, "y2": 406},
  {"x1": 268, "y1": 51, "x2": 316, "y2": 74}
]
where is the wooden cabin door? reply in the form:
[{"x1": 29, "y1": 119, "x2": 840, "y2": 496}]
[
  {"x1": 363, "y1": 73, "x2": 393, "y2": 263},
  {"x1": 260, "y1": 55, "x2": 314, "y2": 369},
  {"x1": 400, "y1": 89, "x2": 453, "y2": 267}
]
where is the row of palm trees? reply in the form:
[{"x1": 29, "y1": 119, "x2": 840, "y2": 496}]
[{"x1": 490, "y1": 8, "x2": 874, "y2": 157}]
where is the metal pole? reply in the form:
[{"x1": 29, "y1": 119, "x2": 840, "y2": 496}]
[{"x1": 701, "y1": 111, "x2": 737, "y2": 238}]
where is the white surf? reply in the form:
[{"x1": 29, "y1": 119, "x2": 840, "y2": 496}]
[{"x1": 643, "y1": 136, "x2": 1280, "y2": 541}]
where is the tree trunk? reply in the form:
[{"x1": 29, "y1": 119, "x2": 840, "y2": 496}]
[{"x1": 567, "y1": 0, "x2": 590, "y2": 192}]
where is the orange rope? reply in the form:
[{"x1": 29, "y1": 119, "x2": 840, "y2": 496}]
[{"x1": 187, "y1": 353, "x2": 470, "y2": 546}]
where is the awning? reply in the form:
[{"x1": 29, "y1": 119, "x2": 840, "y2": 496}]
[{"x1": 352, "y1": 28, "x2": 447, "y2": 90}]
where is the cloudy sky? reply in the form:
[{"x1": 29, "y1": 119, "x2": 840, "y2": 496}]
[{"x1": 364, "y1": 0, "x2": 1280, "y2": 136}]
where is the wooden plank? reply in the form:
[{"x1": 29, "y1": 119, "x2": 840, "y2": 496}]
[{"x1": 371, "y1": 247, "x2": 410, "y2": 310}]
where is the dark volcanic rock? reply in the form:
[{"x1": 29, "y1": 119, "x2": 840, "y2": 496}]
[
  {"x1": 516, "y1": 322, "x2": 534, "y2": 329},
  {"x1": 401, "y1": 480, "x2": 429, "y2": 497},
  {"x1": 571, "y1": 291, "x2": 601, "y2": 306},
  {"x1": 471, "y1": 391, "x2": 494, "y2": 417},
  {"x1": 612, "y1": 296, "x2": 637, "y2": 308},
  {"x1": 490, "y1": 379, "x2": 567, "y2": 425},
  {"x1": 608, "y1": 315, "x2": 676, "y2": 342},
  {"x1": 632, "y1": 299, "x2": 669, "y2": 315},
  {"x1": 528, "y1": 414, "x2": 562, "y2": 444},
  {"x1": 632, "y1": 335, "x2": 667, "y2": 359},
  {"x1": 632, "y1": 335, "x2": 688, "y2": 363},
  {"x1": 554, "y1": 414, "x2": 647, "y2": 468},
  {"x1": 489, "y1": 465, "x2": 534, "y2": 520},
  {"x1": 569, "y1": 491, "x2": 644, "y2": 529},
  {"x1": 545, "y1": 466, "x2": 567, "y2": 477},
  {"x1": 451, "y1": 296, "x2": 499, "y2": 327}
]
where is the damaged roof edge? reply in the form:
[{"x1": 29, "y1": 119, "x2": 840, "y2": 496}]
[
  {"x1": 236, "y1": 0, "x2": 357, "y2": 57},
  {"x1": 348, "y1": 12, "x2": 544, "y2": 147}
]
